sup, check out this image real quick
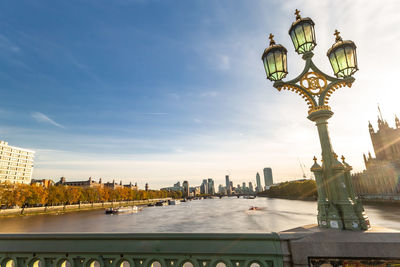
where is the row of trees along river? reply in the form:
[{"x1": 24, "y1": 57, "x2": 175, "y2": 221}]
[
  {"x1": 258, "y1": 179, "x2": 317, "y2": 200},
  {"x1": 0, "y1": 183, "x2": 182, "y2": 208}
]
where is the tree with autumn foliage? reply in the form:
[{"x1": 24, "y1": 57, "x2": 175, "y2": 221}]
[{"x1": 0, "y1": 182, "x2": 181, "y2": 208}]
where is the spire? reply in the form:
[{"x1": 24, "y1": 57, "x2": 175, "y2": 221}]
[
  {"x1": 395, "y1": 115, "x2": 400, "y2": 128},
  {"x1": 368, "y1": 121, "x2": 374, "y2": 133},
  {"x1": 378, "y1": 104, "x2": 390, "y2": 128},
  {"x1": 378, "y1": 104, "x2": 384, "y2": 121}
]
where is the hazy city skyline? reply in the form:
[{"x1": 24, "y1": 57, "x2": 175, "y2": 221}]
[{"x1": 0, "y1": 1, "x2": 399, "y2": 188}]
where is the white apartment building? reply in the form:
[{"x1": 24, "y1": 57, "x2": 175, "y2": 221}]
[{"x1": 0, "y1": 140, "x2": 35, "y2": 184}]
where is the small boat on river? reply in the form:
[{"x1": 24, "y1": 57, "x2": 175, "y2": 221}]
[
  {"x1": 168, "y1": 200, "x2": 180, "y2": 205},
  {"x1": 105, "y1": 206, "x2": 140, "y2": 214},
  {"x1": 155, "y1": 201, "x2": 168, "y2": 206},
  {"x1": 249, "y1": 206, "x2": 265, "y2": 211}
]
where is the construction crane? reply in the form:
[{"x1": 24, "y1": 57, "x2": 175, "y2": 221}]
[{"x1": 298, "y1": 158, "x2": 307, "y2": 179}]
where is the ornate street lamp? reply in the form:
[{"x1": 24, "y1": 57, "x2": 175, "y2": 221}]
[
  {"x1": 261, "y1": 34, "x2": 288, "y2": 81},
  {"x1": 261, "y1": 10, "x2": 369, "y2": 230},
  {"x1": 289, "y1": 9, "x2": 316, "y2": 54},
  {"x1": 327, "y1": 30, "x2": 358, "y2": 78}
]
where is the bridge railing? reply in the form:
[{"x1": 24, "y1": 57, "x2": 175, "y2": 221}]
[{"x1": 0, "y1": 233, "x2": 284, "y2": 267}]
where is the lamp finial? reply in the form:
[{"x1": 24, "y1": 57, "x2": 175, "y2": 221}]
[
  {"x1": 334, "y1": 29, "x2": 342, "y2": 42},
  {"x1": 269, "y1": 33, "x2": 275, "y2": 46},
  {"x1": 313, "y1": 156, "x2": 317, "y2": 163},
  {"x1": 295, "y1": 9, "x2": 301, "y2": 20}
]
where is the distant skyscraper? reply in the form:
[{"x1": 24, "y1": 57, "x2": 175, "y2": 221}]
[
  {"x1": 218, "y1": 184, "x2": 224, "y2": 194},
  {"x1": 263, "y1": 167, "x2": 273, "y2": 188},
  {"x1": 183, "y1": 180, "x2": 189, "y2": 198},
  {"x1": 207, "y1": 178, "x2": 215, "y2": 195},
  {"x1": 256, "y1": 172, "x2": 262, "y2": 192},
  {"x1": 249, "y1": 182, "x2": 254, "y2": 192},
  {"x1": 225, "y1": 175, "x2": 232, "y2": 195},
  {"x1": 242, "y1": 182, "x2": 246, "y2": 190},
  {"x1": 201, "y1": 179, "x2": 208, "y2": 194}
]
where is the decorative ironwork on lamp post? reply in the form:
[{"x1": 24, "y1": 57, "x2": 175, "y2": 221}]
[{"x1": 262, "y1": 10, "x2": 370, "y2": 230}]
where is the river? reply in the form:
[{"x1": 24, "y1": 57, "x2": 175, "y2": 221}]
[{"x1": 0, "y1": 198, "x2": 398, "y2": 232}]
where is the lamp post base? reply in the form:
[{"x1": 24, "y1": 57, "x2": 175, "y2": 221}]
[
  {"x1": 309, "y1": 109, "x2": 370, "y2": 231},
  {"x1": 318, "y1": 201, "x2": 370, "y2": 231}
]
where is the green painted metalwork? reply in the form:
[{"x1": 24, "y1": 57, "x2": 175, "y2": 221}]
[
  {"x1": 270, "y1": 50, "x2": 369, "y2": 230},
  {"x1": 0, "y1": 233, "x2": 284, "y2": 267}
]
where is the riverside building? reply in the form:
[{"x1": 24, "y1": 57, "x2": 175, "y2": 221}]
[
  {"x1": 352, "y1": 111, "x2": 400, "y2": 196},
  {"x1": 263, "y1": 167, "x2": 273, "y2": 189},
  {"x1": 0, "y1": 140, "x2": 34, "y2": 184},
  {"x1": 183, "y1": 180, "x2": 189, "y2": 198},
  {"x1": 256, "y1": 172, "x2": 262, "y2": 192}
]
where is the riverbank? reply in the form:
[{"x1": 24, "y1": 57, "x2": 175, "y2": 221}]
[
  {"x1": 259, "y1": 195, "x2": 400, "y2": 204},
  {"x1": 0, "y1": 198, "x2": 171, "y2": 217},
  {"x1": 259, "y1": 195, "x2": 316, "y2": 201}
]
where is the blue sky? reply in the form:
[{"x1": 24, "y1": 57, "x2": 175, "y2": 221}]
[{"x1": 1, "y1": 0, "x2": 400, "y2": 189}]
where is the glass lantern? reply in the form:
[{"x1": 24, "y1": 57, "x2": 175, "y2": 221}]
[
  {"x1": 327, "y1": 30, "x2": 358, "y2": 78},
  {"x1": 289, "y1": 10, "x2": 316, "y2": 54},
  {"x1": 261, "y1": 34, "x2": 288, "y2": 81}
]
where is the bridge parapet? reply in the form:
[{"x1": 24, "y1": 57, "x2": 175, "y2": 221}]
[{"x1": 0, "y1": 233, "x2": 284, "y2": 267}]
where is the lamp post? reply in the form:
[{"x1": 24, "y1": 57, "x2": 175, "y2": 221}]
[{"x1": 262, "y1": 10, "x2": 370, "y2": 230}]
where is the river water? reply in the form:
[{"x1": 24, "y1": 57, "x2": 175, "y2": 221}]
[{"x1": 0, "y1": 198, "x2": 398, "y2": 233}]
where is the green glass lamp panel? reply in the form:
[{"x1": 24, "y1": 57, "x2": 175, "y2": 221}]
[
  {"x1": 263, "y1": 57, "x2": 270, "y2": 77},
  {"x1": 274, "y1": 51, "x2": 283, "y2": 71},
  {"x1": 303, "y1": 43, "x2": 312, "y2": 53},
  {"x1": 267, "y1": 53, "x2": 276, "y2": 73},
  {"x1": 335, "y1": 48, "x2": 347, "y2": 71},
  {"x1": 345, "y1": 47, "x2": 355, "y2": 68},
  {"x1": 329, "y1": 53, "x2": 339, "y2": 75},
  {"x1": 290, "y1": 30, "x2": 299, "y2": 50},
  {"x1": 303, "y1": 23, "x2": 313, "y2": 42},
  {"x1": 274, "y1": 71, "x2": 283, "y2": 81},
  {"x1": 294, "y1": 25, "x2": 306, "y2": 49},
  {"x1": 283, "y1": 53, "x2": 287, "y2": 72}
]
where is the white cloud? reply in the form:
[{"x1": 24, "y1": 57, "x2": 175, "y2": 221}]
[
  {"x1": 31, "y1": 112, "x2": 65, "y2": 129},
  {"x1": 216, "y1": 55, "x2": 230, "y2": 70}
]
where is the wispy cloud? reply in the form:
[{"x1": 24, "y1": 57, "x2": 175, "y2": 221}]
[
  {"x1": 142, "y1": 112, "x2": 168, "y2": 115},
  {"x1": 200, "y1": 91, "x2": 219, "y2": 97},
  {"x1": 31, "y1": 112, "x2": 65, "y2": 129},
  {"x1": 0, "y1": 34, "x2": 20, "y2": 53},
  {"x1": 216, "y1": 54, "x2": 230, "y2": 70}
]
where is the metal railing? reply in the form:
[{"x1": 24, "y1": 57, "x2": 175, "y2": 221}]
[{"x1": 0, "y1": 233, "x2": 284, "y2": 267}]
